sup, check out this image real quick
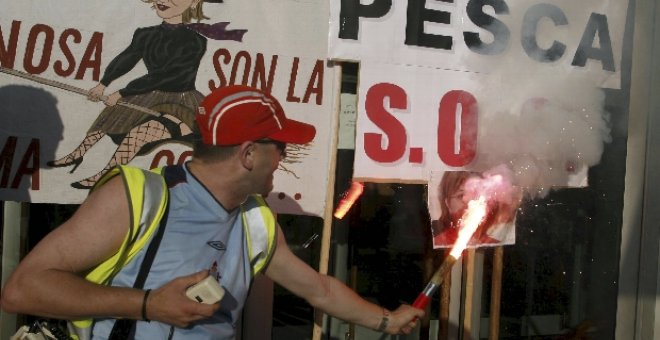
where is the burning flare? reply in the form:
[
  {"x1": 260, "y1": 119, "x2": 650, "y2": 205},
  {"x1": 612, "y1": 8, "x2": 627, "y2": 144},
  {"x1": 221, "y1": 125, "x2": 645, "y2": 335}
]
[
  {"x1": 412, "y1": 195, "x2": 489, "y2": 310},
  {"x1": 333, "y1": 181, "x2": 364, "y2": 219},
  {"x1": 449, "y1": 195, "x2": 488, "y2": 258},
  {"x1": 413, "y1": 168, "x2": 512, "y2": 311}
]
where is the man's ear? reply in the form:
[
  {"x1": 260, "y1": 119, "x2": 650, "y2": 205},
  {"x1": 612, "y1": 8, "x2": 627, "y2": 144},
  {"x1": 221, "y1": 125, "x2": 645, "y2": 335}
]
[{"x1": 238, "y1": 141, "x2": 256, "y2": 170}]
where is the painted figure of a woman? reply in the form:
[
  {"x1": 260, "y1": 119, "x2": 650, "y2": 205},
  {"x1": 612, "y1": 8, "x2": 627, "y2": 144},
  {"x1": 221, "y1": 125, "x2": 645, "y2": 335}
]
[{"x1": 48, "y1": 0, "x2": 245, "y2": 188}]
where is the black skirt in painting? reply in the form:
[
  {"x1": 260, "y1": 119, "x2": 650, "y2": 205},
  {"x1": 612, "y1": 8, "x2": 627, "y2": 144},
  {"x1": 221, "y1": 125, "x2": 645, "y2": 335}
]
[{"x1": 88, "y1": 90, "x2": 204, "y2": 155}]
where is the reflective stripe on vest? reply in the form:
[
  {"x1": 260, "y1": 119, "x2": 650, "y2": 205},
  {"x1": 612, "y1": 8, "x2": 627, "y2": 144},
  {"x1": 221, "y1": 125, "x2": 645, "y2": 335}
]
[
  {"x1": 242, "y1": 194, "x2": 277, "y2": 275},
  {"x1": 70, "y1": 166, "x2": 168, "y2": 340}
]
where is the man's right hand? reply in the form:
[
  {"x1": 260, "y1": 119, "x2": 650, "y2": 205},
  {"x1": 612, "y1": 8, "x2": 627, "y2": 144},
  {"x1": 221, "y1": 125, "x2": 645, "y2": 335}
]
[{"x1": 147, "y1": 271, "x2": 220, "y2": 328}]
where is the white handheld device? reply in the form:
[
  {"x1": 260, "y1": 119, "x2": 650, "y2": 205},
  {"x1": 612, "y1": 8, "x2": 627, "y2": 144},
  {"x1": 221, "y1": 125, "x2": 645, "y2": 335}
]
[{"x1": 185, "y1": 276, "x2": 225, "y2": 304}]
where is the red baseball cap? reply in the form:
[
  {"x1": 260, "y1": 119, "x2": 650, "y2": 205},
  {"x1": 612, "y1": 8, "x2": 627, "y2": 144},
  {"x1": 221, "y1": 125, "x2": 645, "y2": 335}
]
[{"x1": 196, "y1": 85, "x2": 316, "y2": 145}]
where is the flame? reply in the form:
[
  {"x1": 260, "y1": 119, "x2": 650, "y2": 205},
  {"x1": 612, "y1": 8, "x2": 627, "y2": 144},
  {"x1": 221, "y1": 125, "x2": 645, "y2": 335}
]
[
  {"x1": 333, "y1": 181, "x2": 364, "y2": 219},
  {"x1": 449, "y1": 195, "x2": 488, "y2": 258}
]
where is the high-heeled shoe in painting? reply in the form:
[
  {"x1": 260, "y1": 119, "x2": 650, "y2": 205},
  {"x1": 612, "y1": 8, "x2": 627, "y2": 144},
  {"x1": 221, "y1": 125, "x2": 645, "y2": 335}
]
[
  {"x1": 70, "y1": 178, "x2": 95, "y2": 190},
  {"x1": 47, "y1": 156, "x2": 83, "y2": 174}
]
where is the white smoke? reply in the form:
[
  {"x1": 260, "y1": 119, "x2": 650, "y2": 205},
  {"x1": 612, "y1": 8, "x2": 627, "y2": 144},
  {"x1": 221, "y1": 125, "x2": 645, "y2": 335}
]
[{"x1": 469, "y1": 63, "x2": 612, "y2": 198}]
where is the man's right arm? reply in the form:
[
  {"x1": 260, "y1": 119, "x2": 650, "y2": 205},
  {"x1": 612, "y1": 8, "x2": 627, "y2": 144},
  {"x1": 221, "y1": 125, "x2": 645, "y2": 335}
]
[{"x1": 0, "y1": 177, "x2": 218, "y2": 326}]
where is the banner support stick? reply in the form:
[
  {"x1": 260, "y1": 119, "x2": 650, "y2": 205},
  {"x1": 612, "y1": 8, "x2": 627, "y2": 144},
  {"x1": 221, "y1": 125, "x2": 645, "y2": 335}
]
[
  {"x1": 0, "y1": 201, "x2": 28, "y2": 340},
  {"x1": 462, "y1": 249, "x2": 476, "y2": 339},
  {"x1": 312, "y1": 62, "x2": 343, "y2": 340},
  {"x1": 488, "y1": 246, "x2": 504, "y2": 339}
]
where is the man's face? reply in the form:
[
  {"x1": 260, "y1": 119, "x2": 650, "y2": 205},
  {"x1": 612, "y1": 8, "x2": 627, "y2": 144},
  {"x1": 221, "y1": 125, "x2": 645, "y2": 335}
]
[{"x1": 252, "y1": 140, "x2": 286, "y2": 196}]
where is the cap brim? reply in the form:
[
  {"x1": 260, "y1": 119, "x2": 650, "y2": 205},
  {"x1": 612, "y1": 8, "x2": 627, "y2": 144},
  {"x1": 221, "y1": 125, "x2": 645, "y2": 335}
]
[{"x1": 269, "y1": 120, "x2": 316, "y2": 144}]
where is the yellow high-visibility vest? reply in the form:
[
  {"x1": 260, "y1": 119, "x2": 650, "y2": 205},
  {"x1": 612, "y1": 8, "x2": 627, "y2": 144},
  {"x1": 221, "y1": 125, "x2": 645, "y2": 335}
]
[{"x1": 69, "y1": 165, "x2": 277, "y2": 340}]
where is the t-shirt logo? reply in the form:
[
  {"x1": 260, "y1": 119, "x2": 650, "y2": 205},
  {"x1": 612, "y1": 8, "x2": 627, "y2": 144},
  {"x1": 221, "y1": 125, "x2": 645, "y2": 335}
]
[{"x1": 207, "y1": 240, "x2": 226, "y2": 251}]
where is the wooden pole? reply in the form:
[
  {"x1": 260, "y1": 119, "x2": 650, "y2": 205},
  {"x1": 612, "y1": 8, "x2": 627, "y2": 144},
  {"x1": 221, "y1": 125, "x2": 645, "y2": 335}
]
[
  {"x1": 312, "y1": 63, "x2": 343, "y2": 340},
  {"x1": 0, "y1": 202, "x2": 28, "y2": 340},
  {"x1": 0, "y1": 66, "x2": 161, "y2": 117},
  {"x1": 462, "y1": 249, "x2": 476, "y2": 339},
  {"x1": 488, "y1": 247, "x2": 504, "y2": 340},
  {"x1": 346, "y1": 265, "x2": 358, "y2": 340},
  {"x1": 438, "y1": 249, "x2": 452, "y2": 339}
]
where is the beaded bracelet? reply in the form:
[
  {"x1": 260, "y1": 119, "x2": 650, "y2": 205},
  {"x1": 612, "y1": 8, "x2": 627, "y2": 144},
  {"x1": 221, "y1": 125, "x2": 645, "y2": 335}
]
[
  {"x1": 142, "y1": 289, "x2": 152, "y2": 322},
  {"x1": 376, "y1": 308, "x2": 390, "y2": 332}
]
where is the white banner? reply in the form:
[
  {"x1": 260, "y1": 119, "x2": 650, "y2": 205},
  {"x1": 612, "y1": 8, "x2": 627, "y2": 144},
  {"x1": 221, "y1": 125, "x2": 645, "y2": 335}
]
[
  {"x1": 331, "y1": 0, "x2": 624, "y2": 188},
  {"x1": 354, "y1": 61, "x2": 611, "y2": 188},
  {"x1": 329, "y1": 0, "x2": 628, "y2": 89},
  {"x1": 0, "y1": 0, "x2": 335, "y2": 216}
]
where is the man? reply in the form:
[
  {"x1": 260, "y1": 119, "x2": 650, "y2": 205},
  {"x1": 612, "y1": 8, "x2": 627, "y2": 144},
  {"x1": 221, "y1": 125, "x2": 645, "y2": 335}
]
[{"x1": 1, "y1": 85, "x2": 424, "y2": 339}]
